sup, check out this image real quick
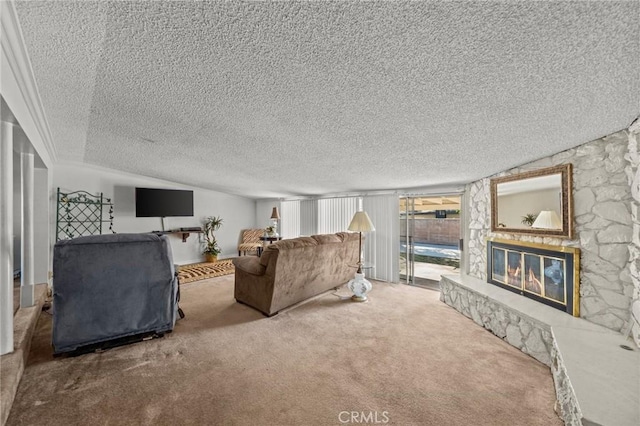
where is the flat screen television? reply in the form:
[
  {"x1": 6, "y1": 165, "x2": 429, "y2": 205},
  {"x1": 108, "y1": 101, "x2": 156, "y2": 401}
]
[{"x1": 135, "y1": 188, "x2": 194, "y2": 217}]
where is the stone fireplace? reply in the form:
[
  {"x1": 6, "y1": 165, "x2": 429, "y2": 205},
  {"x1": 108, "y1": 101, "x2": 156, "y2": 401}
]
[
  {"x1": 439, "y1": 125, "x2": 640, "y2": 425},
  {"x1": 467, "y1": 128, "x2": 636, "y2": 337}
]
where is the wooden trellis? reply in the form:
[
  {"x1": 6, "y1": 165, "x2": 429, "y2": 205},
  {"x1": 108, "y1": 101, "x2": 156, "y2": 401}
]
[{"x1": 55, "y1": 188, "x2": 114, "y2": 241}]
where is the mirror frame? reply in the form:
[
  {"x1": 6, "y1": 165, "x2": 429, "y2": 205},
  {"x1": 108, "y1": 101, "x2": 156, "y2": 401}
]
[{"x1": 490, "y1": 164, "x2": 573, "y2": 238}]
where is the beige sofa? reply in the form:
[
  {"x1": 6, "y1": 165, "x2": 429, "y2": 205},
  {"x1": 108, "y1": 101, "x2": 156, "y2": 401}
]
[{"x1": 232, "y1": 232, "x2": 360, "y2": 316}]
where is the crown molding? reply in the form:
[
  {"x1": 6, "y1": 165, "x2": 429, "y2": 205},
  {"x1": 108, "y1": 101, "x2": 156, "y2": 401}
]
[{"x1": 1, "y1": 0, "x2": 58, "y2": 163}]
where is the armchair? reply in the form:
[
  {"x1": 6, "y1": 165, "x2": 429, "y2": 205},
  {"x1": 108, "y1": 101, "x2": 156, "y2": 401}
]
[
  {"x1": 237, "y1": 228, "x2": 264, "y2": 256},
  {"x1": 52, "y1": 233, "x2": 179, "y2": 354}
]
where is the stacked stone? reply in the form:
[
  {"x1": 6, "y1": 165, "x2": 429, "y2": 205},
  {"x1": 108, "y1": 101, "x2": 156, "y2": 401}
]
[
  {"x1": 573, "y1": 131, "x2": 632, "y2": 332},
  {"x1": 467, "y1": 178, "x2": 490, "y2": 280},
  {"x1": 466, "y1": 129, "x2": 634, "y2": 334},
  {"x1": 440, "y1": 276, "x2": 553, "y2": 365},
  {"x1": 624, "y1": 119, "x2": 640, "y2": 347}
]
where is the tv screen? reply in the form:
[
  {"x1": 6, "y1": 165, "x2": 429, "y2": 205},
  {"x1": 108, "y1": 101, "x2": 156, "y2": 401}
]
[{"x1": 135, "y1": 188, "x2": 194, "y2": 217}]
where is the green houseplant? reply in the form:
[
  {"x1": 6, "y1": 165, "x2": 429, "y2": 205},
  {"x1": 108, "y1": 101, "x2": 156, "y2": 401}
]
[
  {"x1": 521, "y1": 213, "x2": 537, "y2": 226},
  {"x1": 203, "y1": 215, "x2": 223, "y2": 262}
]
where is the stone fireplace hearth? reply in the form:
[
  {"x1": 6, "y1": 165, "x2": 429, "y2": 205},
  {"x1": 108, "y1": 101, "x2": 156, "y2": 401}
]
[{"x1": 440, "y1": 274, "x2": 639, "y2": 426}]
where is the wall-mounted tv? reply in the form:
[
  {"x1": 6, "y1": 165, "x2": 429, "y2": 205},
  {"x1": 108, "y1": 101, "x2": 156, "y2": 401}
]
[{"x1": 135, "y1": 188, "x2": 194, "y2": 217}]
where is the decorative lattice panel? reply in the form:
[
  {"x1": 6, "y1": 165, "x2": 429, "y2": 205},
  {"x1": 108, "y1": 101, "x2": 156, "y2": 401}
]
[{"x1": 56, "y1": 189, "x2": 114, "y2": 241}]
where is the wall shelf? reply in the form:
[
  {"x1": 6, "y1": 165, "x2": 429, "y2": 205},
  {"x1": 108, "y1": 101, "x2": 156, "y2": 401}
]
[{"x1": 153, "y1": 229, "x2": 203, "y2": 243}]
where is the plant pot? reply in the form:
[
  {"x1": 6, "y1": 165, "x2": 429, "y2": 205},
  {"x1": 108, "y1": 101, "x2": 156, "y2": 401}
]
[{"x1": 205, "y1": 254, "x2": 217, "y2": 263}]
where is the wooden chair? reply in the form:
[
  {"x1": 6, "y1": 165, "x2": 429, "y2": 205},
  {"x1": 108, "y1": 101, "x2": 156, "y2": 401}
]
[{"x1": 237, "y1": 229, "x2": 264, "y2": 256}]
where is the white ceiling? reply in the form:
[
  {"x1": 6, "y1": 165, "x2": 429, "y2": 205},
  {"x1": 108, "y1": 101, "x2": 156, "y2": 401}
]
[{"x1": 14, "y1": 1, "x2": 639, "y2": 199}]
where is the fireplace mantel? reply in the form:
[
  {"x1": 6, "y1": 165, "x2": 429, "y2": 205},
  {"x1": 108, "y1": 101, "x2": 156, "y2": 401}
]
[{"x1": 440, "y1": 274, "x2": 639, "y2": 426}]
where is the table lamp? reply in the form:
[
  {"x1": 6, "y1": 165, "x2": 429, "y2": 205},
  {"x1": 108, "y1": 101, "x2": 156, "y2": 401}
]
[
  {"x1": 532, "y1": 210, "x2": 561, "y2": 229},
  {"x1": 347, "y1": 211, "x2": 375, "y2": 302},
  {"x1": 270, "y1": 207, "x2": 280, "y2": 236}
]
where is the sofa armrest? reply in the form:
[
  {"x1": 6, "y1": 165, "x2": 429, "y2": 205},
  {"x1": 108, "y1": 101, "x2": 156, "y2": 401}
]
[{"x1": 232, "y1": 257, "x2": 266, "y2": 276}]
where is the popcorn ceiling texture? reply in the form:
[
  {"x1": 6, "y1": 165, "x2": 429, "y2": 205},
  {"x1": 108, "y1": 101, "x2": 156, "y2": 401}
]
[
  {"x1": 14, "y1": 1, "x2": 639, "y2": 198},
  {"x1": 467, "y1": 129, "x2": 635, "y2": 334}
]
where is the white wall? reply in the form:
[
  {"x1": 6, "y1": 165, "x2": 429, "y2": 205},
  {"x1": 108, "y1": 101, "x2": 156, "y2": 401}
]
[
  {"x1": 256, "y1": 199, "x2": 279, "y2": 232},
  {"x1": 33, "y1": 168, "x2": 49, "y2": 283},
  {"x1": 53, "y1": 163, "x2": 256, "y2": 264},
  {"x1": 12, "y1": 151, "x2": 20, "y2": 272},
  {"x1": 12, "y1": 149, "x2": 49, "y2": 284}
]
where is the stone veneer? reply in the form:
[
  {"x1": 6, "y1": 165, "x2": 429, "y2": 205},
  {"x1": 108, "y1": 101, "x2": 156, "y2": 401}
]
[
  {"x1": 439, "y1": 275, "x2": 639, "y2": 426},
  {"x1": 440, "y1": 277, "x2": 554, "y2": 365},
  {"x1": 467, "y1": 128, "x2": 637, "y2": 335},
  {"x1": 439, "y1": 277, "x2": 575, "y2": 423},
  {"x1": 625, "y1": 119, "x2": 640, "y2": 347}
]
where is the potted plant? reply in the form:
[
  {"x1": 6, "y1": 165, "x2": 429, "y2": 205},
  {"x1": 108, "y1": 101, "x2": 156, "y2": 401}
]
[
  {"x1": 203, "y1": 216, "x2": 223, "y2": 262},
  {"x1": 265, "y1": 225, "x2": 276, "y2": 237},
  {"x1": 521, "y1": 213, "x2": 537, "y2": 226}
]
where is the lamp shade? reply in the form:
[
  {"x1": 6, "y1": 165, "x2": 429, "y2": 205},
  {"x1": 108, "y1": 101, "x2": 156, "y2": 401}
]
[
  {"x1": 532, "y1": 210, "x2": 561, "y2": 229},
  {"x1": 270, "y1": 207, "x2": 280, "y2": 220},
  {"x1": 348, "y1": 211, "x2": 375, "y2": 233}
]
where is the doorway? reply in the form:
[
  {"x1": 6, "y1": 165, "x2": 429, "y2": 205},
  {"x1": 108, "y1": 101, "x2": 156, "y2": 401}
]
[{"x1": 399, "y1": 195, "x2": 461, "y2": 290}]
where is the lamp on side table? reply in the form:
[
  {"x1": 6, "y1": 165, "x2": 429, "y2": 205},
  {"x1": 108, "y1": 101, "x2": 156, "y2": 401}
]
[{"x1": 347, "y1": 211, "x2": 375, "y2": 302}]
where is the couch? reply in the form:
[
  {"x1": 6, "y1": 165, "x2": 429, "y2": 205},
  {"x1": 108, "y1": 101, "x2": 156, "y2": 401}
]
[
  {"x1": 52, "y1": 233, "x2": 179, "y2": 354},
  {"x1": 232, "y1": 232, "x2": 360, "y2": 316}
]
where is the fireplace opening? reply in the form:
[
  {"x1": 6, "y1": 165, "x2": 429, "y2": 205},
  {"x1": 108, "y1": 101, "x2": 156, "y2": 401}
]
[{"x1": 487, "y1": 238, "x2": 580, "y2": 316}]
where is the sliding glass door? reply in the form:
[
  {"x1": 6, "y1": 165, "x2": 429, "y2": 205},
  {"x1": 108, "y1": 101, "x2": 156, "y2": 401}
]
[
  {"x1": 399, "y1": 197, "x2": 415, "y2": 285},
  {"x1": 400, "y1": 195, "x2": 461, "y2": 289}
]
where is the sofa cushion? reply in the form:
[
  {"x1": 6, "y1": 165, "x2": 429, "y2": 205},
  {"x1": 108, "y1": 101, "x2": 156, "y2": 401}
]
[
  {"x1": 271, "y1": 236, "x2": 317, "y2": 250},
  {"x1": 238, "y1": 242, "x2": 261, "y2": 251},
  {"x1": 259, "y1": 236, "x2": 317, "y2": 267},
  {"x1": 233, "y1": 256, "x2": 266, "y2": 276},
  {"x1": 311, "y1": 234, "x2": 342, "y2": 244},
  {"x1": 336, "y1": 232, "x2": 360, "y2": 243}
]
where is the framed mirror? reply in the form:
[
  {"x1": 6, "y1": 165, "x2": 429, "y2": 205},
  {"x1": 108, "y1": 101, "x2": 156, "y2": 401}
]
[{"x1": 490, "y1": 164, "x2": 573, "y2": 238}]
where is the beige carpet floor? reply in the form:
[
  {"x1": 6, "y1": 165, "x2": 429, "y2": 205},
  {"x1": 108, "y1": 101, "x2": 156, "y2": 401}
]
[{"x1": 7, "y1": 276, "x2": 561, "y2": 426}]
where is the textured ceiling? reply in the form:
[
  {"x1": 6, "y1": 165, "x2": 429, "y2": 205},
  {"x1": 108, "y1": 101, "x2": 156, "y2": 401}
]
[{"x1": 14, "y1": 1, "x2": 639, "y2": 199}]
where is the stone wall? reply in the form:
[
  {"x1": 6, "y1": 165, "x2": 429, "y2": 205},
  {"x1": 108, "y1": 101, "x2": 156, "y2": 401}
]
[
  {"x1": 625, "y1": 120, "x2": 640, "y2": 347},
  {"x1": 440, "y1": 277, "x2": 553, "y2": 365},
  {"x1": 467, "y1": 129, "x2": 635, "y2": 333},
  {"x1": 439, "y1": 276, "x2": 582, "y2": 425}
]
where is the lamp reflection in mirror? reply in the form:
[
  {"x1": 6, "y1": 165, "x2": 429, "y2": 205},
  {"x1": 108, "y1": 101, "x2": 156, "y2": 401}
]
[
  {"x1": 532, "y1": 210, "x2": 561, "y2": 230},
  {"x1": 346, "y1": 211, "x2": 375, "y2": 302}
]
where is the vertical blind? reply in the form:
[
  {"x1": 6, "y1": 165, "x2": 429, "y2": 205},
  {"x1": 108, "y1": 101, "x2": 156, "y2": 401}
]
[
  {"x1": 299, "y1": 199, "x2": 318, "y2": 236},
  {"x1": 363, "y1": 194, "x2": 399, "y2": 282},
  {"x1": 317, "y1": 197, "x2": 358, "y2": 234},
  {"x1": 280, "y1": 200, "x2": 300, "y2": 239}
]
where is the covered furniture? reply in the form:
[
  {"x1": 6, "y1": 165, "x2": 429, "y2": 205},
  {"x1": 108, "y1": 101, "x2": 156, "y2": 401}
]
[
  {"x1": 232, "y1": 232, "x2": 360, "y2": 316},
  {"x1": 237, "y1": 228, "x2": 264, "y2": 256},
  {"x1": 52, "y1": 233, "x2": 179, "y2": 354}
]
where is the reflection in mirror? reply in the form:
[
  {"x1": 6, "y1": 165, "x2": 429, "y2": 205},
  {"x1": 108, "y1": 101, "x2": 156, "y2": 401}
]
[
  {"x1": 497, "y1": 174, "x2": 562, "y2": 229},
  {"x1": 491, "y1": 164, "x2": 573, "y2": 238}
]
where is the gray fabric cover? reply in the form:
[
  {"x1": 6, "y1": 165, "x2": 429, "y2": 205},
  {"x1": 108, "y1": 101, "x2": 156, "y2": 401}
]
[{"x1": 52, "y1": 233, "x2": 178, "y2": 354}]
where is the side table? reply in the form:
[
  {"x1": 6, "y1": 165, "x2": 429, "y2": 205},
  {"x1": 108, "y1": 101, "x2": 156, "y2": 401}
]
[{"x1": 257, "y1": 236, "x2": 282, "y2": 257}]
